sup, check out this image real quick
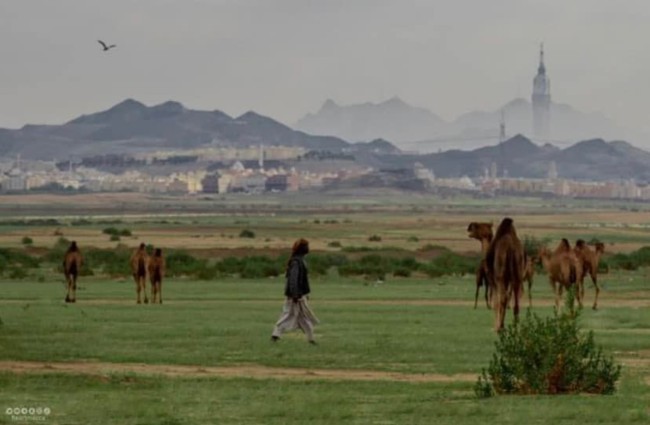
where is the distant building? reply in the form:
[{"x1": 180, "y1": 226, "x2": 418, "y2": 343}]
[
  {"x1": 201, "y1": 173, "x2": 220, "y2": 194},
  {"x1": 547, "y1": 161, "x2": 558, "y2": 179},
  {"x1": 532, "y1": 44, "x2": 551, "y2": 139}
]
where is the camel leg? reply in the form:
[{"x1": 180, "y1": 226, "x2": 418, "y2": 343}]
[
  {"x1": 494, "y1": 281, "x2": 507, "y2": 332},
  {"x1": 135, "y1": 276, "x2": 142, "y2": 304},
  {"x1": 151, "y1": 282, "x2": 156, "y2": 304},
  {"x1": 71, "y1": 276, "x2": 77, "y2": 302},
  {"x1": 513, "y1": 284, "x2": 521, "y2": 324},
  {"x1": 159, "y1": 282, "x2": 163, "y2": 304},
  {"x1": 528, "y1": 277, "x2": 533, "y2": 309},
  {"x1": 65, "y1": 276, "x2": 72, "y2": 303},
  {"x1": 550, "y1": 279, "x2": 560, "y2": 311},
  {"x1": 142, "y1": 278, "x2": 149, "y2": 304},
  {"x1": 592, "y1": 274, "x2": 599, "y2": 310},
  {"x1": 474, "y1": 270, "x2": 481, "y2": 309}
]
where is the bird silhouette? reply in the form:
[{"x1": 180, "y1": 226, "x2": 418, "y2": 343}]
[{"x1": 97, "y1": 40, "x2": 116, "y2": 51}]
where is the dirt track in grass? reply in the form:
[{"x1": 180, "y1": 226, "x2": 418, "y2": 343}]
[{"x1": 0, "y1": 361, "x2": 476, "y2": 383}]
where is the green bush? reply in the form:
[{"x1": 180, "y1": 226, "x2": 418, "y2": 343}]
[
  {"x1": 8, "y1": 267, "x2": 28, "y2": 280},
  {"x1": 522, "y1": 235, "x2": 549, "y2": 257},
  {"x1": 110, "y1": 235, "x2": 121, "y2": 242},
  {"x1": 0, "y1": 248, "x2": 40, "y2": 270},
  {"x1": 166, "y1": 251, "x2": 208, "y2": 277},
  {"x1": 328, "y1": 241, "x2": 342, "y2": 248},
  {"x1": 103, "y1": 227, "x2": 132, "y2": 237},
  {"x1": 103, "y1": 227, "x2": 119, "y2": 236},
  {"x1": 239, "y1": 229, "x2": 256, "y2": 238},
  {"x1": 368, "y1": 235, "x2": 382, "y2": 242},
  {"x1": 21, "y1": 236, "x2": 33, "y2": 245},
  {"x1": 407, "y1": 236, "x2": 419, "y2": 242},
  {"x1": 475, "y1": 309, "x2": 621, "y2": 397}
]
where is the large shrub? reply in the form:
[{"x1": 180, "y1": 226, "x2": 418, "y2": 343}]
[{"x1": 475, "y1": 309, "x2": 621, "y2": 397}]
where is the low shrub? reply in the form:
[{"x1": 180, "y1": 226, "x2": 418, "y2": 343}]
[
  {"x1": 21, "y1": 236, "x2": 33, "y2": 245},
  {"x1": 475, "y1": 308, "x2": 621, "y2": 398},
  {"x1": 368, "y1": 235, "x2": 382, "y2": 242},
  {"x1": 239, "y1": 229, "x2": 256, "y2": 238}
]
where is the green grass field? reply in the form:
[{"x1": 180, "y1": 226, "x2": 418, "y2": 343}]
[{"x1": 1, "y1": 271, "x2": 649, "y2": 424}]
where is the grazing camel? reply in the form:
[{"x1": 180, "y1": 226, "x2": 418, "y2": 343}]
[
  {"x1": 467, "y1": 222, "x2": 494, "y2": 309},
  {"x1": 574, "y1": 240, "x2": 605, "y2": 310},
  {"x1": 485, "y1": 218, "x2": 525, "y2": 332},
  {"x1": 538, "y1": 239, "x2": 584, "y2": 311},
  {"x1": 63, "y1": 241, "x2": 83, "y2": 303},
  {"x1": 130, "y1": 243, "x2": 149, "y2": 304},
  {"x1": 148, "y1": 248, "x2": 165, "y2": 304}
]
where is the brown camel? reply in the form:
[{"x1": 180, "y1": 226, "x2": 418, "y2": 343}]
[
  {"x1": 467, "y1": 222, "x2": 493, "y2": 253},
  {"x1": 148, "y1": 248, "x2": 165, "y2": 304},
  {"x1": 538, "y1": 239, "x2": 584, "y2": 310},
  {"x1": 485, "y1": 218, "x2": 525, "y2": 332},
  {"x1": 574, "y1": 240, "x2": 605, "y2": 310},
  {"x1": 63, "y1": 241, "x2": 83, "y2": 303},
  {"x1": 130, "y1": 243, "x2": 149, "y2": 304},
  {"x1": 468, "y1": 222, "x2": 493, "y2": 309}
]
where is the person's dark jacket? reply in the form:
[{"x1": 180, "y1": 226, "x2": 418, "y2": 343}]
[{"x1": 284, "y1": 255, "x2": 310, "y2": 299}]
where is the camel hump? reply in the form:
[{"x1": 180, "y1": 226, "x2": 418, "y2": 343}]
[
  {"x1": 493, "y1": 217, "x2": 516, "y2": 241},
  {"x1": 575, "y1": 239, "x2": 586, "y2": 248}
]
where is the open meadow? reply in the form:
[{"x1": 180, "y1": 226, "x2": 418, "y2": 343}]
[{"x1": 1, "y1": 192, "x2": 649, "y2": 424}]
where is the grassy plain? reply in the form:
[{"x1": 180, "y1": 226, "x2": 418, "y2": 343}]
[{"x1": 0, "y1": 192, "x2": 649, "y2": 424}]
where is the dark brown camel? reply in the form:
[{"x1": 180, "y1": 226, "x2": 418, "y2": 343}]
[
  {"x1": 130, "y1": 243, "x2": 149, "y2": 304},
  {"x1": 63, "y1": 241, "x2": 83, "y2": 303},
  {"x1": 574, "y1": 240, "x2": 605, "y2": 310},
  {"x1": 485, "y1": 218, "x2": 525, "y2": 332},
  {"x1": 538, "y1": 239, "x2": 584, "y2": 311},
  {"x1": 468, "y1": 222, "x2": 493, "y2": 309},
  {"x1": 148, "y1": 248, "x2": 165, "y2": 304}
]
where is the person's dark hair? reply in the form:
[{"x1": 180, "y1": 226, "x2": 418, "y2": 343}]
[
  {"x1": 286, "y1": 238, "x2": 309, "y2": 272},
  {"x1": 67, "y1": 241, "x2": 78, "y2": 253},
  {"x1": 154, "y1": 248, "x2": 162, "y2": 257},
  {"x1": 292, "y1": 238, "x2": 309, "y2": 256},
  {"x1": 139, "y1": 243, "x2": 146, "y2": 250}
]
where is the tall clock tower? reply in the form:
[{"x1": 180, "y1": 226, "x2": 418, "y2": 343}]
[{"x1": 532, "y1": 44, "x2": 551, "y2": 140}]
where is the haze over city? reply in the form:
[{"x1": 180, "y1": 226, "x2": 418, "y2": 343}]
[{"x1": 2, "y1": 0, "x2": 650, "y2": 147}]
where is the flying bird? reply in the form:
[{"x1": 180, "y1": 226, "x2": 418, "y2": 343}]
[{"x1": 97, "y1": 40, "x2": 116, "y2": 51}]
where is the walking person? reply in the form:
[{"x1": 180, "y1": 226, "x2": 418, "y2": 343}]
[{"x1": 271, "y1": 238, "x2": 319, "y2": 344}]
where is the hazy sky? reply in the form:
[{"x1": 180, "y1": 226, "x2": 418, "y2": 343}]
[{"x1": 1, "y1": 0, "x2": 649, "y2": 135}]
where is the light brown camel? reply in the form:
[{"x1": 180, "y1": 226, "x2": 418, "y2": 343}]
[
  {"x1": 63, "y1": 241, "x2": 83, "y2": 303},
  {"x1": 467, "y1": 222, "x2": 493, "y2": 309},
  {"x1": 148, "y1": 248, "x2": 165, "y2": 304},
  {"x1": 130, "y1": 243, "x2": 149, "y2": 304},
  {"x1": 574, "y1": 240, "x2": 605, "y2": 310},
  {"x1": 485, "y1": 218, "x2": 525, "y2": 332},
  {"x1": 538, "y1": 239, "x2": 584, "y2": 311}
]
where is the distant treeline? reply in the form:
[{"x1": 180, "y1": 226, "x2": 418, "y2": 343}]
[{"x1": 2, "y1": 238, "x2": 650, "y2": 281}]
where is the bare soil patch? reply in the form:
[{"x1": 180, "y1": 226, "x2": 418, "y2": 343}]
[{"x1": 0, "y1": 361, "x2": 476, "y2": 383}]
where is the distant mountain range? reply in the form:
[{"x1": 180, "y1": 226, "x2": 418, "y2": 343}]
[
  {"x1": 2, "y1": 99, "x2": 650, "y2": 183},
  {"x1": 296, "y1": 97, "x2": 449, "y2": 145},
  {"x1": 0, "y1": 99, "x2": 351, "y2": 160},
  {"x1": 295, "y1": 97, "x2": 646, "y2": 152},
  {"x1": 381, "y1": 134, "x2": 650, "y2": 182}
]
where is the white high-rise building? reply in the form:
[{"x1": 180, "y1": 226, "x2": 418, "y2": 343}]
[{"x1": 532, "y1": 44, "x2": 551, "y2": 140}]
